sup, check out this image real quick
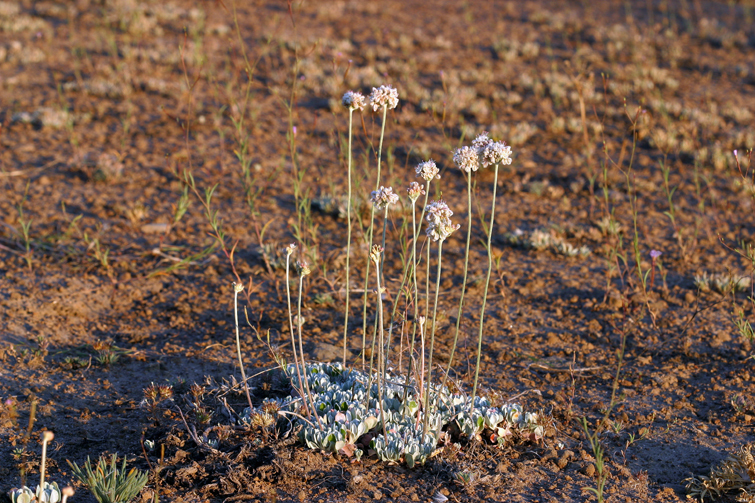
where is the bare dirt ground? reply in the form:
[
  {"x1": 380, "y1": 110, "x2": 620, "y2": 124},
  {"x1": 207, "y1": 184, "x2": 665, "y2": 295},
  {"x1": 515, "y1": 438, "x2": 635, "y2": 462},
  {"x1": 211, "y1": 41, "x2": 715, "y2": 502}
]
[{"x1": 1, "y1": 0, "x2": 755, "y2": 502}]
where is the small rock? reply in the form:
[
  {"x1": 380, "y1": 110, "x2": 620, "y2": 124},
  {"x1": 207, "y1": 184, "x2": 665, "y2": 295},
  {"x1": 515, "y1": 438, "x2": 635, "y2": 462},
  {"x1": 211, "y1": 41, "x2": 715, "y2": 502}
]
[
  {"x1": 297, "y1": 491, "x2": 306, "y2": 501},
  {"x1": 313, "y1": 342, "x2": 351, "y2": 362},
  {"x1": 582, "y1": 463, "x2": 596, "y2": 477},
  {"x1": 371, "y1": 490, "x2": 383, "y2": 500},
  {"x1": 141, "y1": 223, "x2": 171, "y2": 234}
]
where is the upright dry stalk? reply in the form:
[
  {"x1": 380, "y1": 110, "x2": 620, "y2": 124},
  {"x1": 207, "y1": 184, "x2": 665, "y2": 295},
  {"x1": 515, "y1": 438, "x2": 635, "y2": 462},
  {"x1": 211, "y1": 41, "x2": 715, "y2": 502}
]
[
  {"x1": 361, "y1": 86, "x2": 399, "y2": 369},
  {"x1": 371, "y1": 245, "x2": 389, "y2": 439},
  {"x1": 401, "y1": 168, "x2": 434, "y2": 404},
  {"x1": 39, "y1": 430, "x2": 54, "y2": 496},
  {"x1": 423, "y1": 238, "x2": 444, "y2": 436},
  {"x1": 398, "y1": 181, "x2": 426, "y2": 407},
  {"x1": 471, "y1": 140, "x2": 512, "y2": 408},
  {"x1": 284, "y1": 244, "x2": 307, "y2": 415},
  {"x1": 422, "y1": 200, "x2": 459, "y2": 435},
  {"x1": 233, "y1": 283, "x2": 254, "y2": 412},
  {"x1": 297, "y1": 261, "x2": 323, "y2": 430},
  {"x1": 367, "y1": 187, "x2": 398, "y2": 376},
  {"x1": 341, "y1": 91, "x2": 365, "y2": 366},
  {"x1": 61, "y1": 487, "x2": 74, "y2": 503},
  {"x1": 442, "y1": 171, "x2": 473, "y2": 392}
]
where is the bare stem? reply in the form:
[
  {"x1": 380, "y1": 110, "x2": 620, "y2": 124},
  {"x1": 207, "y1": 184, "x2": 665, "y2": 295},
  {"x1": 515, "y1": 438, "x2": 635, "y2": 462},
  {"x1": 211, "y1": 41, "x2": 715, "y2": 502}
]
[
  {"x1": 285, "y1": 252, "x2": 307, "y2": 416},
  {"x1": 298, "y1": 272, "x2": 323, "y2": 430},
  {"x1": 441, "y1": 173, "x2": 472, "y2": 392},
  {"x1": 373, "y1": 251, "x2": 389, "y2": 439},
  {"x1": 423, "y1": 239, "x2": 444, "y2": 436},
  {"x1": 233, "y1": 283, "x2": 254, "y2": 413},
  {"x1": 360, "y1": 104, "x2": 388, "y2": 369},
  {"x1": 471, "y1": 162, "x2": 500, "y2": 409},
  {"x1": 343, "y1": 108, "x2": 354, "y2": 366}
]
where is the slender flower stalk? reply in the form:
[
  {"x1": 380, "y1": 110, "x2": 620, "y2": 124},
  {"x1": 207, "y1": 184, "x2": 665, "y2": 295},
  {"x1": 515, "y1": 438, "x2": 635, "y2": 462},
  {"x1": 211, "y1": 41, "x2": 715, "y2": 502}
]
[
  {"x1": 414, "y1": 315, "x2": 426, "y2": 429},
  {"x1": 39, "y1": 430, "x2": 54, "y2": 497},
  {"x1": 297, "y1": 260, "x2": 323, "y2": 430},
  {"x1": 422, "y1": 200, "x2": 459, "y2": 435},
  {"x1": 442, "y1": 134, "x2": 487, "y2": 392},
  {"x1": 394, "y1": 182, "x2": 425, "y2": 408},
  {"x1": 233, "y1": 282, "x2": 254, "y2": 413},
  {"x1": 370, "y1": 245, "x2": 389, "y2": 439},
  {"x1": 284, "y1": 244, "x2": 307, "y2": 415},
  {"x1": 361, "y1": 86, "x2": 399, "y2": 370},
  {"x1": 471, "y1": 140, "x2": 512, "y2": 409},
  {"x1": 402, "y1": 167, "x2": 434, "y2": 405},
  {"x1": 341, "y1": 91, "x2": 365, "y2": 366},
  {"x1": 367, "y1": 186, "x2": 399, "y2": 375}
]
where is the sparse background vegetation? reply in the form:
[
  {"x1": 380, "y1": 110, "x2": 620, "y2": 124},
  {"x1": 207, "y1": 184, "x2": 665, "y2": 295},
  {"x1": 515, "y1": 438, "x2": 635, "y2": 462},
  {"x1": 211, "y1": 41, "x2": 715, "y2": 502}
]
[{"x1": 1, "y1": 0, "x2": 754, "y2": 502}]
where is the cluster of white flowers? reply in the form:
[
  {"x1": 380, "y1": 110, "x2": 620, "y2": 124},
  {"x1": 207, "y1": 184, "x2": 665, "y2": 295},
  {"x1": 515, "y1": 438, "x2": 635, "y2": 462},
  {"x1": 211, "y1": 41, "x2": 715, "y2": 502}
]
[
  {"x1": 407, "y1": 181, "x2": 425, "y2": 202},
  {"x1": 370, "y1": 186, "x2": 399, "y2": 210},
  {"x1": 454, "y1": 132, "x2": 513, "y2": 172},
  {"x1": 415, "y1": 159, "x2": 440, "y2": 181},
  {"x1": 369, "y1": 85, "x2": 399, "y2": 111},
  {"x1": 425, "y1": 200, "x2": 459, "y2": 242},
  {"x1": 481, "y1": 141, "x2": 512, "y2": 168},
  {"x1": 342, "y1": 90, "x2": 366, "y2": 111},
  {"x1": 471, "y1": 131, "x2": 491, "y2": 148},
  {"x1": 452, "y1": 146, "x2": 479, "y2": 173}
]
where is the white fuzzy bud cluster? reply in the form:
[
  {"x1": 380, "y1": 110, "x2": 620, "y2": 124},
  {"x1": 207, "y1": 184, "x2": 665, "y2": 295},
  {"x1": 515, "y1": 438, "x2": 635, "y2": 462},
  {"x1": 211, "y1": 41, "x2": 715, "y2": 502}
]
[
  {"x1": 407, "y1": 181, "x2": 425, "y2": 202},
  {"x1": 425, "y1": 200, "x2": 459, "y2": 242},
  {"x1": 342, "y1": 90, "x2": 366, "y2": 111},
  {"x1": 369, "y1": 85, "x2": 399, "y2": 111},
  {"x1": 370, "y1": 186, "x2": 399, "y2": 210},
  {"x1": 455, "y1": 132, "x2": 513, "y2": 171},
  {"x1": 415, "y1": 159, "x2": 440, "y2": 181}
]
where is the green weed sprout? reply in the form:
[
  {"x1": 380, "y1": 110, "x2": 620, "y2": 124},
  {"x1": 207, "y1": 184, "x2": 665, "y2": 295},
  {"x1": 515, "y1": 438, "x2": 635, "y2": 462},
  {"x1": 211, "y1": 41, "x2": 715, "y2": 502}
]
[{"x1": 67, "y1": 454, "x2": 147, "y2": 503}]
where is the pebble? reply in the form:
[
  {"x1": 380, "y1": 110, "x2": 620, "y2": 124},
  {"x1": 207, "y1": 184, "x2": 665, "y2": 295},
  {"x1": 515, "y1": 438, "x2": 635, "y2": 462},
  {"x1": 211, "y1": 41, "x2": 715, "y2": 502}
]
[{"x1": 582, "y1": 463, "x2": 596, "y2": 477}]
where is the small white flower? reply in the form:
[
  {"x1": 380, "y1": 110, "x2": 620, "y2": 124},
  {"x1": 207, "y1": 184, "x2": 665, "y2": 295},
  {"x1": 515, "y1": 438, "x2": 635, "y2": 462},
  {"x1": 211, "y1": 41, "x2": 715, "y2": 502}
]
[
  {"x1": 453, "y1": 146, "x2": 480, "y2": 173},
  {"x1": 342, "y1": 90, "x2": 366, "y2": 111},
  {"x1": 472, "y1": 131, "x2": 492, "y2": 149},
  {"x1": 416, "y1": 159, "x2": 440, "y2": 181},
  {"x1": 425, "y1": 200, "x2": 459, "y2": 242},
  {"x1": 370, "y1": 186, "x2": 399, "y2": 210},
  {"x1": 369, "y1": 85, "x2": 399, "y2": 111},
  {"x1": 407, "y1": 181, "x2": 425, "y2": 202},
  {"x1": 481, "y1": 141, "x2": 512, "y2": 167}
]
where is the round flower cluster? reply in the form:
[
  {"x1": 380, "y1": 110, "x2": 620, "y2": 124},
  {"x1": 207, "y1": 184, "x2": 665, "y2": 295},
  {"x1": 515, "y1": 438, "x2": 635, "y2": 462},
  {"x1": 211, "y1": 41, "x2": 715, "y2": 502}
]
[
  {"x1": 370, "y1": 186, "x2": 399, "y2": 210},
  {"x1": 369, "y1": 85, "x2": 399, "y2": 111},
  {"x1": 407, "y1": 181, "x2": 425, "y2": 202},
  {"x1": 481, "y1": 141, "x2": 512, "y2": 168},
  {"x1": 425, "y1": 200, "x2": 459, "y2": 242},
  {"x1": 455, "y1": 132, "x2": 513, "y2": 171},
  {"x1": 415, "y1": 159, "x2": 440, "y2": 181},
  {"x1": 471, "y1": 131, "x2": 491, "y2": 149},
  {"x1": 342, "y1": 90, "x2": 366, "y2": 111},
  {"x1": 453, "y1": 145, "x2": 479, "y2": 173},
  {"x1": 297, "y1": 260, "x2": 311, "y2": 276}
]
